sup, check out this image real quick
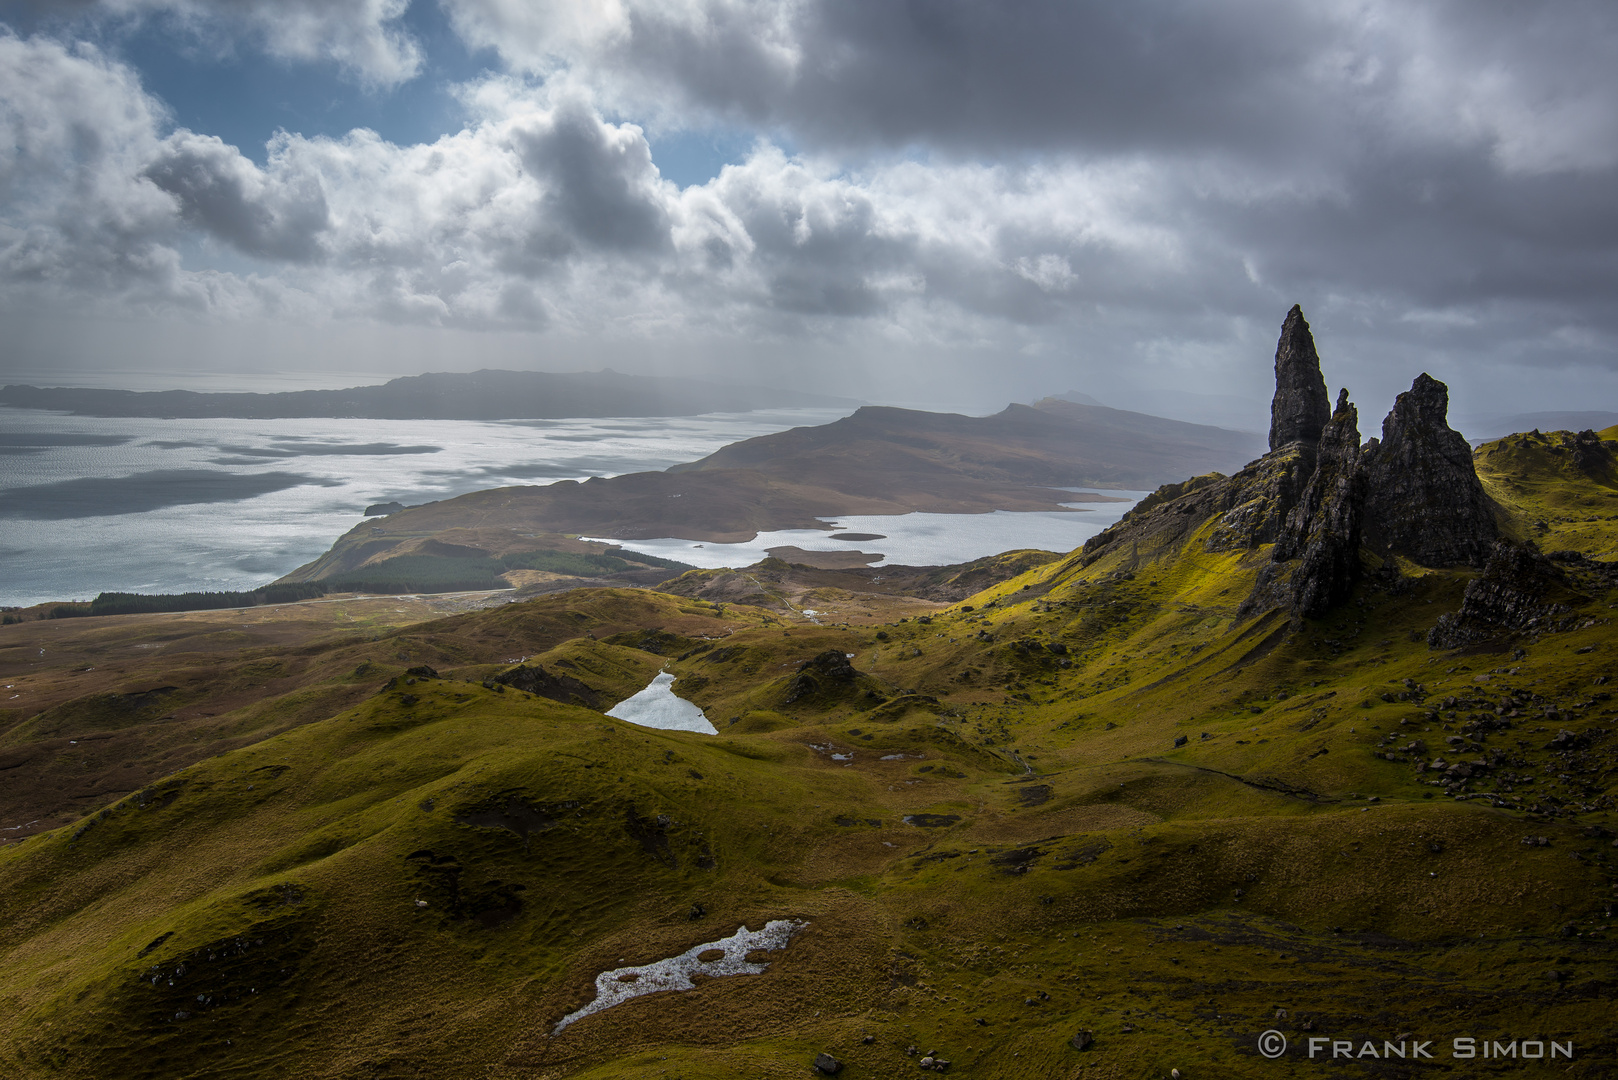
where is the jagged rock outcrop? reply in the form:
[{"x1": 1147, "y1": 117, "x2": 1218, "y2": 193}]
[
  {"x1": 1082, "y1": 307, "x2": 1330, "y2": 567},
  {"x1": 1269, "y1": 304, "x2": 1332, "y2": 451},
  {"x1": 1247, "y1": 374, "x2": 1497, "y2": 620},
  {"x1": 1119, "y1": 473, "x2": 1224, "y2": 522},
  {"x1": 1277, "y1": 390, "x2": 1365, "y2": 618},
  {"x1": 493, "y1": 663, "x2": 601, "y2": 708},
  {"x1": 1483, "y1": 427, "x2": 1618, "y2": 482},
  {"x1": 1360, "y1": 373, "x2": 1497, "y2": 567},
  {"x1": 785, "y1": 649, "x2": 860, "y2": 704},
  {"x1": 1078, "y1": 472, "x2": 1232, "y2": 566},
  {"x1": 1201, "y1": 442, "x2": 1317, "y2": 552},
  {"x1": 1567, "y1": 429, "x2": 1618, "y2": 475},
  {"x1": 1083, "y1": 310, "x2": 1503, "y2": 626},
  {"x1": 1428, "y1": 542, "x2": 1579, "y2": 649},
  {"x1": 1274, "y1": 391, "x2": 1360, "y2": 560}
]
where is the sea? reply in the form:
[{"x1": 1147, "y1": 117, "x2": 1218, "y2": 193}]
[{"x1": 0, "y1": 405, "x2": 1141, "y2": 608}]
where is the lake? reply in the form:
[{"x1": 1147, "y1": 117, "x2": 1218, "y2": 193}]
[
  {"x1": 0, "y1": 406, "x2": 849, "y2": 606},
  {"x1": 0, "y1": 405, "x2": 1142, "y2": 606}
]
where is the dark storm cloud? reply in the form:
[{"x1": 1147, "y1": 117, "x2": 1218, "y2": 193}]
[
  {"x1": 442, "y1": 0, "x2": 1618, "y2": 348},
  {"x1": 1228, "y1": 159, "x2": 1618, "y2": 331},
  {"x1": 144, "y1": 132, "x2": 331, "y2": 262},
  {"x1": 488, "y1": 0, "x2": 1618, "y2": 165},
  {"x1": 582, "y1": 3, "x2": 1617, "y2": 333},
  {"x1": 1, "y1": 0, "x2": 1615, "y2": 410},
  {"x1": 509, "y1": 98, "x2": 671, "y2": 256},
  {"x1": 614, "y1": 0, "x2": 1324, "y2": 156},
  {"x1": 0, "y1": 468, "x2": 339, "y2": 518}
]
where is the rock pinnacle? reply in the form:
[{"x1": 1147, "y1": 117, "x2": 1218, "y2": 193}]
[{"x1": 1268, "y1": 304, "x2": 1331, "y2": 451}]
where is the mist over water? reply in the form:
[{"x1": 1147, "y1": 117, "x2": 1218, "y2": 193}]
[{"x1": 0, "y1": 406, "x2": 852, "y2": 607}]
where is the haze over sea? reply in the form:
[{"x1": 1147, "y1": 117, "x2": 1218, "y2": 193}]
[{"x1": 0, "y1": 406, "x2": 1141, "y2": 608}]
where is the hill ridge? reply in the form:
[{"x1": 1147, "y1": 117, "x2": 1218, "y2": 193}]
[{"x1": 0, "y1": 368, "x2": 854, "y2": 420}]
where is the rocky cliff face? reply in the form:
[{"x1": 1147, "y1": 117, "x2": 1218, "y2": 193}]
[
  {"x1": 1084, "y1": 308, "x2": 1502, "y2": 624},
  {"x1": 1201, "y1": 444, "x2": 1317, "y2": 552},
  {"x1": 1249, "y1": 373, "x2": 1497, "y2": 620},
  {"x1": 1239, "y1": 389, "x2": 1366, "y2": 619},
  {"x1": 1279, "y1": 390, "x2": 1366, "y2": 618},
  {"x1": 1428, "y1": 542, "x2": 1578, "y2": 649},
  {"x1": 1268, "y1": 304, "x2": 1332, "y2": 451},
  {"x1": 1361, "y1": 373, "x2": 1498, "y2": 567}
]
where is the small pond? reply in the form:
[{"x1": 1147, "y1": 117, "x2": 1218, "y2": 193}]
[{"x1": 605, "y1": 672, "x2": 717, "y2": 734}]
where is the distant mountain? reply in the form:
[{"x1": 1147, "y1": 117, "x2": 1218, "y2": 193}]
[
  {"x1": 1459, "y1": 409, "x2": 1618, "y2": 441},
  {"x1": 0, "y1": 369, "x2": 854, "y2": 420},
  {"x1": 279, "y1": 398, "x2": 1265, "y2": 584},
  {"x1": 1041, "y1": 389, "x2": 1106, "y2": 406},
  {"x1": 673, "y1": 398, "x2": 1264, "y2": 492}
]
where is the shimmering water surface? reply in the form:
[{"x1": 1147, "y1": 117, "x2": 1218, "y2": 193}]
[
  {"x1": 592, "y1": 498, "x2": 1148, "y2": 570},
  {"x1": 0, "y1": 406, "x2": 850, "y2": 606},
  {"x1": 0, "y1": 406, "x2": 1143, "y2": 606}
]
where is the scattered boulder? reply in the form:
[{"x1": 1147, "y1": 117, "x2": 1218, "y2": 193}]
[
  {"x1": 1546, "y1": 729, "x2": 1586, "y2": 751},
  {"x1": 903, "y1": 814, "x2": 962, "y2": 828},
  {"x1": 814, "y1": 1051, "x2": 842, "y2": 1074},
  {"x1": 1070, "y1": 1029, "x2": 1094, "y2": 1051}
]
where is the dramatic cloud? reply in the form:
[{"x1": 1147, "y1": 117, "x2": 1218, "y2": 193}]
[
  {"x1": 0, "y1": 1, "x2": 1614, "y2": 415},
  {"x1": 145, "y1": 131, "x2": 331, "y2": 261},
  {"x1": 9, "y1": 0, "x2": 422, "y2": 85},
  {"x1": 442, "y1": 0, "x2": 1618, "y2": 168}
]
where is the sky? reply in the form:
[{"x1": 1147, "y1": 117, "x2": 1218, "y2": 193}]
[{"x1": 0, "y1": 1, "x2": 1615, "y2": 427}]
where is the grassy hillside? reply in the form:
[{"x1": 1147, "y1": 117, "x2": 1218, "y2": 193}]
[{"x1": 1, "y1": 433, "x2": 1615, "y2": 1079}]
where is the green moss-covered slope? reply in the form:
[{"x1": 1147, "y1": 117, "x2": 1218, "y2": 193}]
[{"x1": 1, "y1": 434, "x2": 1615, "y2": 1079}]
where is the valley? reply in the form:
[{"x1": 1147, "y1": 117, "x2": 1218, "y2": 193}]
[{"x1": 0, "y1": 310, "x2": 1614, "y2": 1078}]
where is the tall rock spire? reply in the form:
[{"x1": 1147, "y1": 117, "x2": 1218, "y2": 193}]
[
  {"x1": 1285, "y1": 388, "x2": 1365, "y2": 618},
  {"x1": 1241, "y1": 387, "x2": 1366, "y2": 621},
  {"x1": 1268, "y1": 305, "x2": 1331, "y2": 452}
]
